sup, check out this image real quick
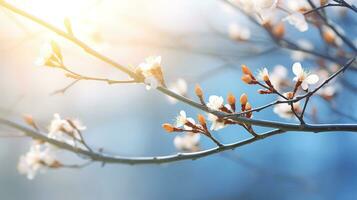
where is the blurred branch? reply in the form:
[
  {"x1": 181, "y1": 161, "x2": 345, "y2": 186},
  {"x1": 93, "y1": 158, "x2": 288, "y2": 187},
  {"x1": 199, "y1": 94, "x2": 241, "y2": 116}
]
[
  {"x1": 220, "y1": 0, "x2": 356, "y2": 69},
  {"x1": 307, "y1": 0, "x2": 357, "y2": 52}
]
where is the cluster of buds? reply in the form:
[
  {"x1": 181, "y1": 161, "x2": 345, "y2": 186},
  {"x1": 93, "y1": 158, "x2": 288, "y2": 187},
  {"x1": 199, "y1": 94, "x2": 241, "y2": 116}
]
[
  {"x1": 135, "y1": 56, "x2": 166, "y2": 89},
  {"x1": 263, "y1": 22, "x2": 285, "y2": 40},
  {"x1": 241, "y1": 64, "x2": 258, "y2": 85},
  {"x1": 162, "y1": 111, "x2": 222, "y2": 148},
  {"x1": 35, "y1": 40, "x2": 63, "y2": 68},
  {"x1": 162, "y1": 111, "x2": 209, "y2": 136},
  {"x1": 18, "y1": 114, "x2": 88, "y2": 179},
  {"x1": 242, "y1": 63, "x2": 319, "y2": 97},
  {"x1": 241, "y1": 65, "x2": 277, "y2": 94}
]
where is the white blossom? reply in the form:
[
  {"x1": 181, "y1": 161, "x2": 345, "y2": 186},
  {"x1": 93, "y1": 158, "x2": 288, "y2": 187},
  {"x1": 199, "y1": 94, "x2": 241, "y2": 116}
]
[
  {"x1": 167, "y1": 79, "x2": 188, "y2": 104},
  {"x1": 48, "y1": 113, "x2": 86, "y2": 146},
  {"x1": 292, "y1": 62, "x2": 319, "y2": 90},
  {"x1": 234, "y1": 0, "x2": 278, "y2": 22},
  {"x1": 206, "y1": 95, "x2": 227, "y2": 130},
  {"x1": 175, "y1": 110, "x2": 188, "y2": 127},
  {"x1": 175, "y1": 110, "x2": 195, "y2": 130},
  {"x1": 174, "y1": 132, "x2": 200, "y2": 152},
  {"x1": 17, "y1": 143, "x2": 58, "y2": 180},
  {"x1": 137, "y1": 56, "x2": 164, "y2": 90},
  {"x1": 284, "y1": 12, "x2": 308, "y2": 32},
  {"x1": 206, "y1": 95, "x2": 224, "y2": 110},
  {"x1": 207, "y1": 114, "x2": 227, "y2": 131},
  {"x1": 273, "y1": 101, "x2": 301, "y2": 119},
  {"x1": 257, "y1": 68, "x2": 269, "y2": 81},
  {"x1": 270, "y1": 65, "x2": 288, "y2": 90}
]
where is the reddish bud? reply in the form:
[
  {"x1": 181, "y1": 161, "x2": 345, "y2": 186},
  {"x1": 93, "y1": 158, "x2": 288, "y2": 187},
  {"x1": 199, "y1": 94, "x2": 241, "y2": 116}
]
[
  {"x1": 272, "y1": 23, "x2": 285, "y2": 40},
  {"x1": 241, "y1": 64, "x2": 253, "y2": 76},
  {"x1": 195, "y1": 84, "x2": 203, "y2": 97},
  {"x1": 162, "y1": 123, "x2": 175, "y2": 133}
]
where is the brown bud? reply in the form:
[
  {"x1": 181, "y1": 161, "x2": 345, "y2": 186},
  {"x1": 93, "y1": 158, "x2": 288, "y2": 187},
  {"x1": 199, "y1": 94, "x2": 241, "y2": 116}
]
[
  {"x1": 162, "y1": 123, "x2": 175, "y2": 133},
  {"x1": 245, "y1": 102, "x2": 252, "y2": 118},
  {"x1": 240, "y1": 93, "x2": 248, "y2": 105},
  {"x1": 285, "y1": 92, "x2": 294, "y2": 99},
  {"x1": 323, "y1": 31, "x2": 335, "y2": 45},
  {"x1": 23, "y1": 114, "x2": 39, "y2": 130},
  {"x1": 197, "y1": 114, "x2": 206, "y2": 126},
  {"x1": 272, "y1": 23, "x2": 285, "y2": 40},
  {"x1": 241, "y1": 75, "x2": 254, "y2": 84},
  {"x1": 241, "y1": 64, "x2": 253, "y2": 76},
  {"x1": 227, "y1": 93, "x2": 236, "y2": 105},
  {"x1": 195, "y1": 84, "x2": 203, "y2": 97}
]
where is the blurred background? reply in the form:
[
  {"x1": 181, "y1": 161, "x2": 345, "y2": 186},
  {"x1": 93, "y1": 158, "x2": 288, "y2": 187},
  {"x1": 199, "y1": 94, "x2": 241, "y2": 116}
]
[{"x1": 0, "y1": 0, "x2": 357, "y2": 199}]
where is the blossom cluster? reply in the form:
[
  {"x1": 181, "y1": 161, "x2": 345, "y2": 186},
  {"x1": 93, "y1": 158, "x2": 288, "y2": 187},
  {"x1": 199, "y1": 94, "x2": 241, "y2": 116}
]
[
  {"x1": 241, "y1": 62, "x2": 320, "y2": 119},
  {"x1": 162, "y1": 84, "x2": 255, "y2": 151},
  {"x1": 229, "y1": 0, "x2": 313, "y2": 32},
  {"x1": 18, "y1": 114, "x2": 86, "y2": 179}
]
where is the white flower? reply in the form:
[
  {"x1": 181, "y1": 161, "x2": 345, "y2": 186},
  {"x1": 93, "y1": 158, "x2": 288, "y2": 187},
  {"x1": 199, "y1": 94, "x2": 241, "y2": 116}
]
[
  {"x1": 206, "y1": 95, "x2": 227, "y2": 130},
  {"x1": 270, "y1": 65, "x2": 288, "y2": 90},
  {"x1": 317, "y1": 85, "x2": 337, "y2": 100},
  {"x1": 17, "y1": 143, "x2": 58, "y2": 180},
  {"x1": 206, "y1": 95, "x2": 224, "y2": 110},
  {"x1": 257, "y1": 68, "x2": 269, "y2": 81},
  {"x1": 315, "y1": 69, "x2": 338, "y2": 99},
  {"x1": 235, "y1": 0, "x2": 278, "y2": 22},
  {"x1": 138, "y1": 56, "x2": 162, "y2": 74},
  {"x1": 174, "y1": 132, "x2": 200, "y2": 152},
  {"x1": 292, "y1": 62, "x2": 319, "y2": 90},
  {"x1": 273, "y1": 101, "x2": 301, "y2": 119},
  {"x1": 273, "y1": 93, "x2": 301, "y2": 119},
  {"x1": 175, "y1": 110, "x2": 188, "y2": 127},
  {"x1": 48, "y1": 114, "x2": 86, "y2": 146},
  {"x1": 137, "y1": 56, "x2": 165, "y2": 90},
  {"x1": 228, "y1": 23, "x2": 251, "y2": 41},
  {"x1": 291, "y1": 39, "x2": 314, "y2": 61},
  {"x1": 175, "y1": 110, "x2": 195, "y2": 130},
  {"x1": 207, "y1": 114, "x2": 227, "y2": 131},
  {"x1": 284, "y1": 12, "x2": 308, "y2": 32},
  {"x1": 167, "y1": 79, "x2": 188, "y2": 104}
]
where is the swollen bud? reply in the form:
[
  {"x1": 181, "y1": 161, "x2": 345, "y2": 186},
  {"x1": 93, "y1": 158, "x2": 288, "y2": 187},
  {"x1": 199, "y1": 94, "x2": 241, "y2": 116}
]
[
  {"x1": 162, "y1": 123, "x2": 175, "y2": 133},
  {"x1": 241, "y1": 75, "x2": 254, "y2": 84},
  {"x1": 241, "y1": 64, "x2": 253, "y2": 76},
  {"x1": 227, "y1": 93, "x2": 236, "y2": 112},
  {"x1": 323, "y1": 31, "x2": 335, "y2": 45},
  {"x1": 195, "y1": 84, "x2": 203, "y2": 97},
  {"x1": 240, "y1": 93, "x2": 248, "y2": 105},
  {"x1": 197, "y1": 114, "x2": 206, "y2": 126},
  {"x1": 245, "y1": 102, "x2": 252, "y2": 118},
  {"x1": 272, "y1": 23, "x2": 285, "y2": 40}
]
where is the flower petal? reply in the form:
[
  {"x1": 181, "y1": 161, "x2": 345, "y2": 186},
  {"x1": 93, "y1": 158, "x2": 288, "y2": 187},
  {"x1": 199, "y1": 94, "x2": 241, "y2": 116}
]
[
  {"x1": 292, "y1": 62, "x2": 302, "y2": 76},
  {"x1": 305, "y1": 74, "x2": 319, "y2": 84},
  {"x1": 301, "y1": 82, "x2": 308, "y2": 90}
]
